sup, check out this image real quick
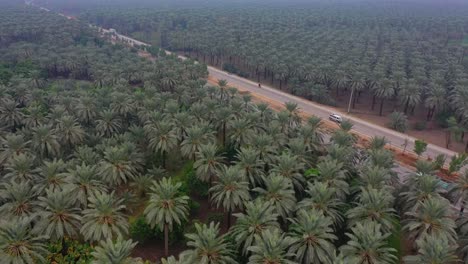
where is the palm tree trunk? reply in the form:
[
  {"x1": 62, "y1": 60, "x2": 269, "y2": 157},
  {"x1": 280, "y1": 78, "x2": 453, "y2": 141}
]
[
  {"x1": 162, "y1": 151, "x2": 166, "y2": 169},
  {"x1": 222, "y1": 122, "x2": 226, "y2": 147},
  {"x1": 371, "y1": 95, "x2": 376, "y2": 110},
  {"x1": 379, "y1": 98, "x2": 385, "y2": 116},
  {"x1": 164, "y1": 223, "x2": 169, "y2": 256},
  {"x1": 227, "y1": 208, "x2": 232, "y2": 229}
]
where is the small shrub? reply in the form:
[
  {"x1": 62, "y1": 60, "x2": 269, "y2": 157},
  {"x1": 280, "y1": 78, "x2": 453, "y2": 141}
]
[
  {"x1": 207, "y1": 212, "x2": 224, "y2": 224},
  {"x1": 47, "y1": 238, "x2": 93, "y2": 264},
  {"x1": 414, "y1": 139, "x2": 428, "y2": 157},
  {"x1": 414, "y1": 121, "x2": 427, "y2": 131},
  {"x1": 129, "y1": 216, "x2": 155, "y2": 243},
  {"x1": 189, "y1": 199, "x2": 201, "y2": 215},
  {"x1": 388, "y1": 111, "x2": 408, "y2": 132}
]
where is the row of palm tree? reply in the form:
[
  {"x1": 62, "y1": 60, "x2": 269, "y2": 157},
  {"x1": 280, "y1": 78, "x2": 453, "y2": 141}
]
[{"x1": 80, "y1": 1, "x2": 468, "y2": 141}]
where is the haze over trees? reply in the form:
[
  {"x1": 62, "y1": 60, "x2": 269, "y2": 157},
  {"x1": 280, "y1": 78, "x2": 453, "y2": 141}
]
[{"x1": 1, "y1": 0, "x2": 468, "y2": 263}]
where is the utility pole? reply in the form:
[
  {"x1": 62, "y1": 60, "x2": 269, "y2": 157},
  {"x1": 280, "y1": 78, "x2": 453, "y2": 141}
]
[{"x1": 347, "y1": 86, "x2": 355, "y2": 113}]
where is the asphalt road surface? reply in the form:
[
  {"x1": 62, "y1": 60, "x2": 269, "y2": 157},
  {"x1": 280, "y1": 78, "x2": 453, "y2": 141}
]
[{"x1": 207, "y1": 67, "x2": 458, "y2": 161}]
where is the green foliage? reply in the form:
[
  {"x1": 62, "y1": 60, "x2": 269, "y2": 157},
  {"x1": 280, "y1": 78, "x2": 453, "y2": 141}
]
[
  {"x1": 47, "y1": 238, "x2": 93, "y2": 264},
  {"x1": 388, "y1": 111, "x2": 408, "y2": 133},
  {"x1": 207, "y1": 212, "x2": 225, "y2": 224},
  {"x1": 413, "y1": 139, "x2": 428, "y2": 157},
  {"x1": 188, "y1": 199, "x2": 201, "y2": 215},
  {"x1": 129, "y1": 216, "x2": 156, "y2": 243},
  {"x1": 174, "y1": 162, "x2": 209, "y2": 197},
  {"x1": 448, "y1": 153, "x2": 468, "y2": 175}
]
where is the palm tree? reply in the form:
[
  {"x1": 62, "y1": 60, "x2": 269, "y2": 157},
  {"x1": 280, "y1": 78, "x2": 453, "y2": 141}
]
[
  {"x1": 181, "y1": 125, "x2": 215, "y2": 160},
  {"x1": 403, "y1": 234, "x2": 459, "y2": 264},
  {"x1": 374, "y1": 78, "x2": 395, "y2": 116},
  {"x1": 144, "y1": 177, "x2": 189, "y2": 256},
  {"x1": 247, "y1": 228, "x2": 295, "y2": 264},
  {"x1": 35, "y1": 187, "x2": 81, "y2": 241},
  {"x1": 31, "y1": 124, "x2": 60, "y2": 159},
  {"x1": 98, "y1": 146, "x2": 137, "y2": 186},
  {"x1": 65, "y1": 164, "x2": 107, "y2": 207},
  {"x1": 0, "y1": 218, "x2": 49, "y2": 264},
  {"x1": 210, "y1": 165, "x2": 250, "y2": 229},
  {"x1": 287, "y1": 209, "x2": 337, "y2": 264},
  {"x1": 357, "y1": 165, "x2": 393, "y2": 190},
  {"x1": 91, "y1": 235, "x2": 138, "y2": 264},
  {"x1": 399, "y1": 79, "x2": 421, "y2": 114},
  {"x1": 193, "y1": 143, "x2": 224, "y2": 185},
  {"x1": 403, "y1": 197, "x2": 457, "y2": 243},
  {"x1": 270, "y1": 153, "x2": 305, "y2": 193},
  {"x1": 180, "y1": 222, "x2": 237, "y2": 264},
  {"x1": 234, "y1": 147, "x2": 264, "y2": 187},
  {"x1": 316, "y1": 158, "x2": 349, "y2": 201},
  {"x1": 36, "y1": 159, "x2": 68, "y2": 192},
  {"x1": 425, "y1": 84, "x2": 446, "y2": 121},
  {"x1": 230, "y1": 199, "x2": 280, "y2": 256},
  {"x1": 81, "y1": 191, "x2": 128, "y2": 242},
  {"x1": 55, "y1": 115, "x2": 85, "y2": 150},
  {"x1": 4, "y1": 153, "x2": 38, "y2": 182},
  {"x1": 147, "y1": 120, "x2": 177, "y2": 168},
  {"x1": 0, "y1": 133, "x2": 30, "y2": 165},
  {"x1": 346, "y1": 187, "x2": 396, "y2": 233},
  {"x1": 0, "y1": 97, "x2": 24, "y2": 130},
  {"x1": 254, "y1": 175, "x2": 296, "y2": 221},
  {"x1": 297, "y1": 182, "x2": 343, "y2": 227},
  {"x1": 448, "y1": 170, "x2": 468, "y2": 216},
  {"x1": 95, "y1": 109, "x2": 122, "y2": 137},
  {"x1": 400, "y1": 173, "x2": 446, "y2": 212},
  {"x1": 0, "y1": 180, "x2": 38, "y2": 221},
  {"x1": 339, "y1": 222, "x2": 397, "y2": 264}
]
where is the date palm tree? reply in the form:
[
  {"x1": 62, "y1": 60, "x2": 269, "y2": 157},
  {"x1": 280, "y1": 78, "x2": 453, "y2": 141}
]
[
  {"x1": 91, "y1": 235, "x2": 138, "y2": 264},
  {"x1": 230, "y1": 199, "x2": 280, "y2": 256},
  {"x1": 0, "y1": 180, "x2": 38, "y2": 221},
  {"x1": 31, "y1": 124, "x2": 60, "y2": 159},
  {"x1": 448, "y1": 170, "x2": 468, "y2": 216},
  {"x1": 147, "y1": 120, "x2": 177, "y2": 168},
  {"x1": 36, "y1": 159, "x2": 68, "y2": 192},
  {"x1": 316, "y1": 158, "x2": 349, "y2": 201},
  {"x1": 96, "y1": 109, "x2": 122, "y2": 137},
  {"x1": 194, "y1": 143, "x2": 224, "y2": 185},
  {"x1": 346, "y1": 187, "x2": 396, "y2": 233},
  {"x1": 270, "y1": 152, "x2": 305, "y2": 193},
  {"x1": 181, "y1": 125, "x2": 215, "y2": 160},
  {"x1": 403, "y1": 234, "x2": 459, "y2": 264},
  {"x1": 0, "y1": 218, "x2": 48, "y2": 264},
  {"x1": 65, "y1": 164, "x2": 107, "y2": 207},
  {"x1": 210, "y1": 165, "x2": 250, "y2": 228},
  {"x1": 98, "y1": 146, "x2": 137, "y2": 186},
  {"x1": 339, "y1": 221, "x2": 397, "y2": 264},
  {"x1": 0, "y1": 133, "x2": 30, "y2": 165},
  {"x1": 247, "y1": 228, "x2": 295, "y2": 264},
  {"x1": 400, "y1": 173, "x2": 446, "y2": 212},
  {"x1": 234, "y1": 147, "x2": 264, "y2": 187},
  {"x1": 4, "y1": 153, "x2": 38, "y2": 182},
  {"x1": 180, "y1": 222, "x2": 237, "y2": 264},
  {"x1": 254, "y1": 175, "x2": 296, "y2": 221},
  {"x1": 81, "y1": 191, "x2": 128, "y2": 242},
  {"x1": 35, "y1": 187, "x2": 81, "y2": 241},
  {"x1": 55, "y1": 115, "x2": 85, "y2": 151},
  {"x1": 144, "y1": 177, "x2": 189, "y2": 256},
  {"x1": 0, "y1": 97, "x2": 24, "y2": 130},
  {"x1": 403, "y1": 197, "x2": 457, "y2": 243},
  {"x1": 297, "y1": 182, "x2": 343, "y2": 227},
  {"x1": 287, "y1": 209, "x2": 337, "y2": 264}
]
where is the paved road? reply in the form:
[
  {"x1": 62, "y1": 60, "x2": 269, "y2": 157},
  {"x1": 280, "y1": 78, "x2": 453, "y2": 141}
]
[{"x1": 208, "y1": 67, "x2": 458, "y2": 161}]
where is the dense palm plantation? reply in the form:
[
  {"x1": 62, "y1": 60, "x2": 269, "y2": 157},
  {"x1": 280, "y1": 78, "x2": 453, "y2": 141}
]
[
  {"x1": 75, "y1": 0, "x2": 468, "y2": 150},
  {"x1": 1, "y1": 1, "x2": 468, "y2": 264}
]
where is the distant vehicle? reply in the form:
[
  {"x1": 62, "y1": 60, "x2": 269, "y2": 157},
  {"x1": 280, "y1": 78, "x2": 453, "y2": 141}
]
[{"x1": 329, "y1": 114, "x2": 342, "y2": 123}]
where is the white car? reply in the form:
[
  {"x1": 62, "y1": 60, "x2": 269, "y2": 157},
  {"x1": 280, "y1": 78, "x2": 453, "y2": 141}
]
[{"x1": 329, "y1": 114, "x2": 342, "y2": 123}]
